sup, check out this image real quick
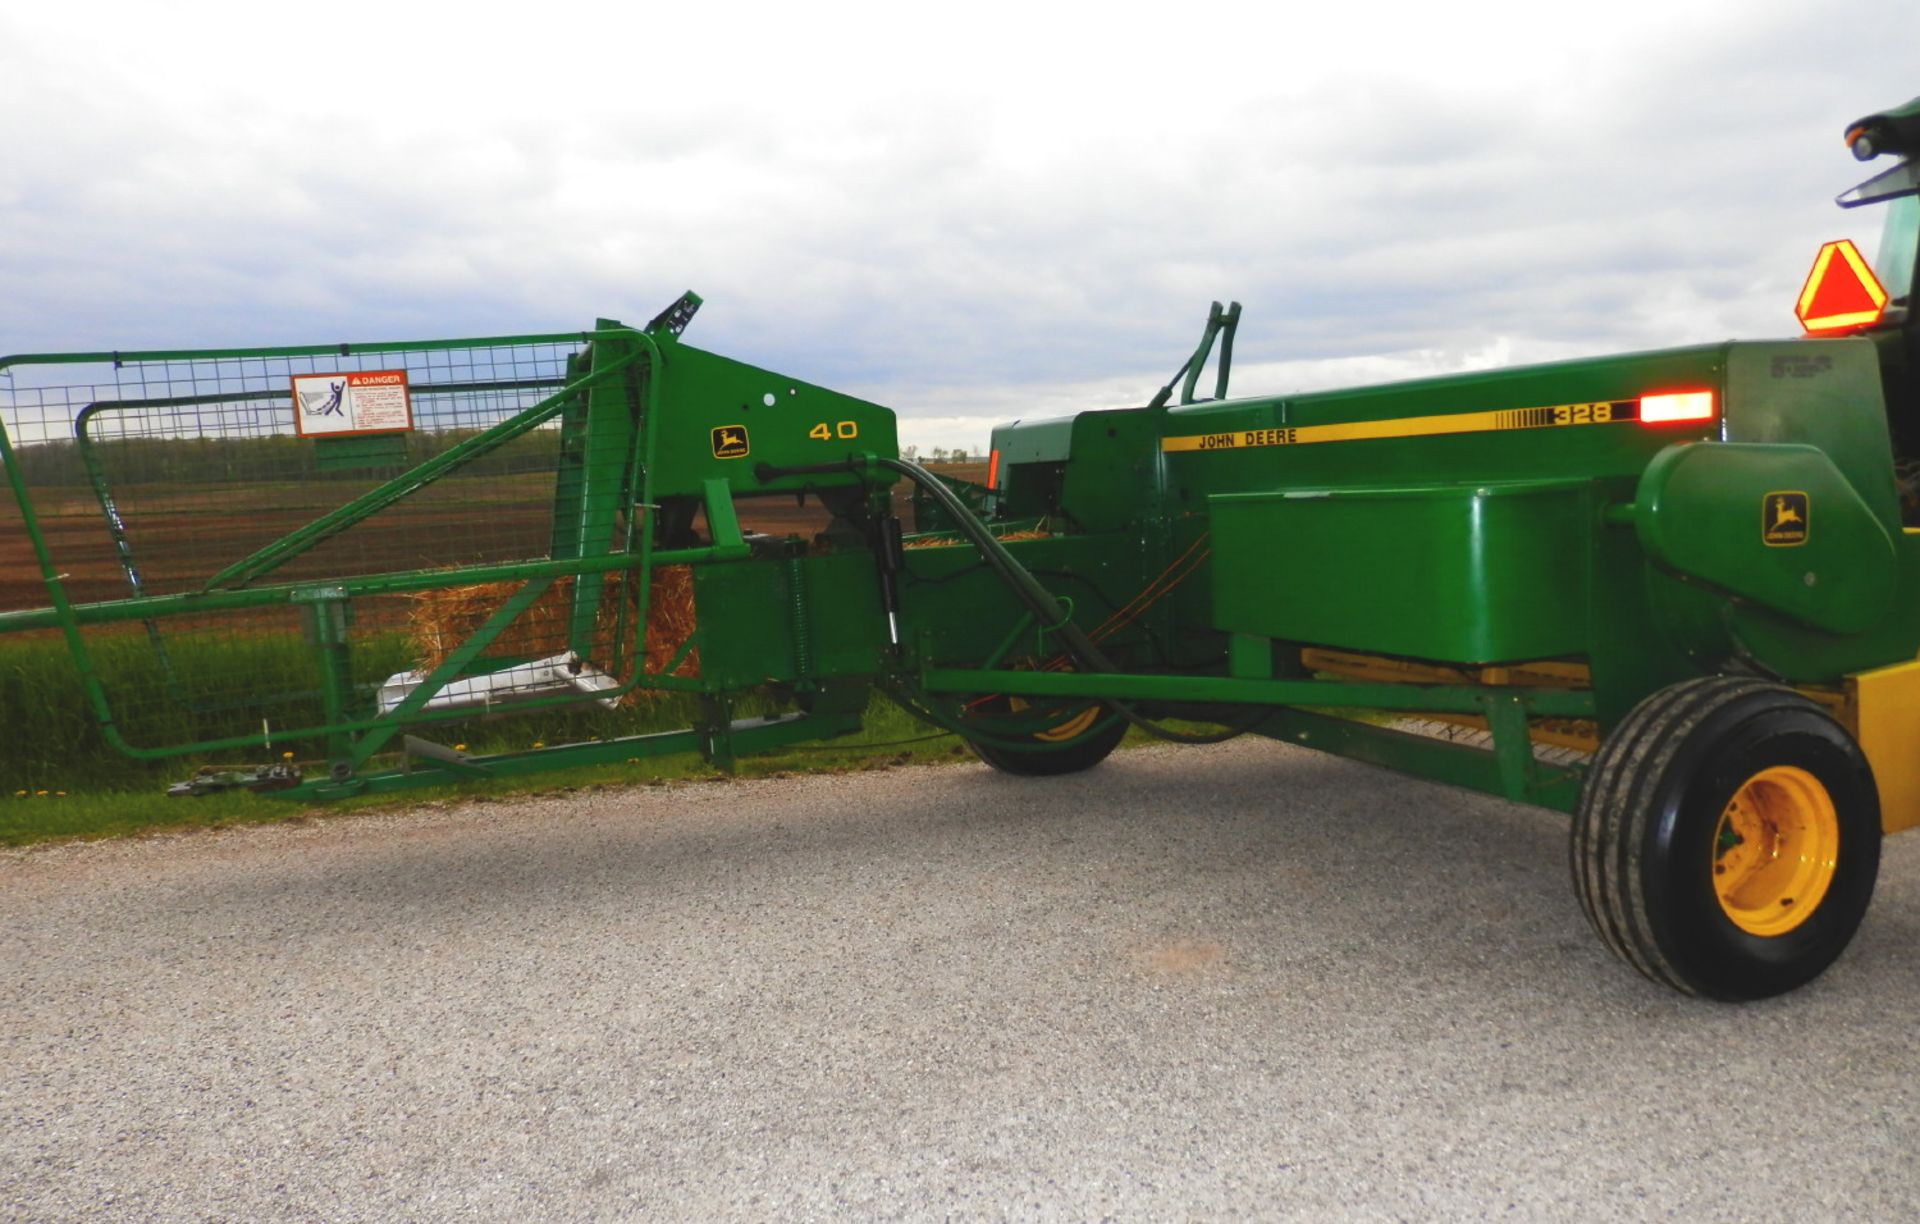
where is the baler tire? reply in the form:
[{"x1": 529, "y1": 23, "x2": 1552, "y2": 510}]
[
  {"x1": 1570, "y1": 675, "x2": 1880, "y2": 1001},
  {"x1": 965, "y1": 702, "x2": 1127, "y2": 777}
]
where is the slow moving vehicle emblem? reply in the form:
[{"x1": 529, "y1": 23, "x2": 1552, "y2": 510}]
[{"x1": 1763, "y1": 491, "x2": 1809, "y2": 546}]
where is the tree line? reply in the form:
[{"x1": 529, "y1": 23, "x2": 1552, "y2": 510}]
[{"x1": 2, "y1": 429, "x2": 564, "y2": 487}]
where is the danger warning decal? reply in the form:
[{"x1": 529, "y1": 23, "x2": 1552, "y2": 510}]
[
  {"x1": 291, "y1": 370, "x2": 413, "y2": 438},
  {"x1": 1160, "y1": 399, "x2": 1646, "y2": 454},
  {"x1": 1762, "y1": 491, "x2": 1809, "y2": 546}
]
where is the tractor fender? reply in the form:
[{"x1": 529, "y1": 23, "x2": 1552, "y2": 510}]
[{"x1": 1633, "y1": 441, "x2": 1896, "y2": 635}]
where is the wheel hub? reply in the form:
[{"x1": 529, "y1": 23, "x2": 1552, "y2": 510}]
[{"x1": 1712, "y1": 765, "x2": 1841, "y2": 937}]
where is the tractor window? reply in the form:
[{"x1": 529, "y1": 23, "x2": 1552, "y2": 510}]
[{"x1": 1872, "y1": 194, "x2": 1918, "y2": 306}]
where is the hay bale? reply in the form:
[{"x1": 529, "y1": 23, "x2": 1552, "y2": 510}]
[
  {"x1": 406, "y1": 565, "x2": 699, "y2": 704},
  {"x1": 903, "y1": 530, "x2": 1050, "y2": 549},
  {"x1": 634, "y1": 565, "x2": 699, "y2": 678}
]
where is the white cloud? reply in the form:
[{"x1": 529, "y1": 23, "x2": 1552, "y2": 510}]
[{"x1": 2, "y1": 0, "x2": 1916, "y2": 440}]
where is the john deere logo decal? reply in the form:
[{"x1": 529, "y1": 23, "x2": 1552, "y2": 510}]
[
  {"x1": 1762, "y1": 491, "x2": 1809, "y2": 546},
  {"x1": 711, "y1": 424, "x2": 750, "y2": 459}
]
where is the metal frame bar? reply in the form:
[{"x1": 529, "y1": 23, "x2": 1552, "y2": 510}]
[
  {"x1": 917, "y1": 666, "x2": 1595, "y2": 718},
  {"x1": 286, "y1": 708, "x2": 865, "y2": 802},
  {"x1": 1254, "y1": 707, "x2": 1585, "y2": 812}
]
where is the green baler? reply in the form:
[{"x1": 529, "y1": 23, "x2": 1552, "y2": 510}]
[{"x1": 7, "y1": 95, "x2": 1920, "y2": 1000}]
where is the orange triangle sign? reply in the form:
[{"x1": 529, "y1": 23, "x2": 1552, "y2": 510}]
[{"x1": 1796, "y1": 239, "x2": 1888, "y2": 333}]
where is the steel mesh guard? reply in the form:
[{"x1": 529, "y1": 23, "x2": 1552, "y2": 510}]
[{"x1": 0, "y1": 331, "x2": 675, "y2": 760}]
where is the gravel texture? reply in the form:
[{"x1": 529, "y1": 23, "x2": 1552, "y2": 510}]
[{"x1": 3, "y1": 738, "x2": 1916, "y2": 1220}]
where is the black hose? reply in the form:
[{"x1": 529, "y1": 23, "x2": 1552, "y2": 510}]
[
  {"x1": 755, "y1": 455, "x2": 1259, "y2": 745},
  {"x1": 858, "y1": 456, "x2": 1259, "y2": 747}
]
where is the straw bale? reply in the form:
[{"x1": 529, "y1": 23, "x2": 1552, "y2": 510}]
[
  {"x1": 903, "y1": 530, "x2": 1050, "y2": 549},
  {"x1": 405, "y1": 565, "x2": 698, "y2": 704}
]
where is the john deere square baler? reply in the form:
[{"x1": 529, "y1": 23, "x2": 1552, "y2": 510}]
[{"x1": 7, "y1": 95, "x2": 1920, "y2": 1000}]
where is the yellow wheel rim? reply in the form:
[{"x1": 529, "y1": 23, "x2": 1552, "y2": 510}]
[
  {"x1": 1033, "y1": 705, "x2": 1100, "y2": 744},
  {"x1": 1005, "y1": 697, "x2": 1101, "y2": 744},
  {"x1": 1711, "y1": 765, "x2": 1840, "y2": 937}
]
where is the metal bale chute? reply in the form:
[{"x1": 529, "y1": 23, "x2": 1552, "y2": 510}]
[{"x1": 9, "y1": 95, "x2": 1920, "y2": 1000}]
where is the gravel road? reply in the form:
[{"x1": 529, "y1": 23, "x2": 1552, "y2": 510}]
[{"x1": 4, "y1": 738, "x2": 1917, "y2": 1220}]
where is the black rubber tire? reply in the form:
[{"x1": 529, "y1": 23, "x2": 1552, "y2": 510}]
[
  {"x1": 1571, "y1": 675, "x2": 1881, "y2": 1001},
  {"x1": 966, "y1": 703, "x2": 1127, "y2": 777}
]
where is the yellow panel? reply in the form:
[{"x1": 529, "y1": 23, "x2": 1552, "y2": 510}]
[{"x1": 1847, "y1": 658, "x2": 1920, "y2": 835}]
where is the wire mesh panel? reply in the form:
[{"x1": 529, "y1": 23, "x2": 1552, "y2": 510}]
[
  {"x1": 3, "y1": 340, "x2": 580, "y2": 603},
  {"x1": 0, "y1": 332, "x2": 682, "y2": 763}
]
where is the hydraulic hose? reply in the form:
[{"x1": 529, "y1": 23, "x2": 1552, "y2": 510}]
[{"x1": 756, "y1": 455, "x2": 1262, "y2": 745}]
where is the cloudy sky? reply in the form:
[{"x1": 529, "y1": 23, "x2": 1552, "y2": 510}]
[{"x1": 3, "y1": 0, "x2": 1917, "y2": 451}]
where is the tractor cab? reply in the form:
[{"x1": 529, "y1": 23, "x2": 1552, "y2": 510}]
[
  {"x1": 1836, "y1": 95, "x2": 1920, "y2": 514},
  {"x1": 1844, "y1": 97, "x2": 1920, "y2": 297}
]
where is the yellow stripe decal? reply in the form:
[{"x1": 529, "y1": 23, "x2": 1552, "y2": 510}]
[{"x1": 1160, "y1": 400, "x2": 1633, "y2": 454}]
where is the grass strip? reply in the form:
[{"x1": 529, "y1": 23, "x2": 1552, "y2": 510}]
[{"x1": 0, "y1": 696, "x2": 983, "y2": 846}]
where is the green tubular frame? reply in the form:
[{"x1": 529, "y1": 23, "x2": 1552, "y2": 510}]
[
  {"x1": 917, "y1": 666, "x2": 1592, "y2": 718},
  {"x1": 912, "y1": 643, "x2": 1587, "y2": 810},
  {"x1": 68, "y1": 377, "x2": 572, "y2": 710},
  {"x1": 300, "y1": 708, "x2": 864, "y2": 801},
  {"x1": 0, "y1": 327, "x2": 757, "y2": 782}
]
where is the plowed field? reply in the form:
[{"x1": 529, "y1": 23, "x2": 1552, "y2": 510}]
[{"x1": 0, "y1": 464, "x2": 989, "y2": 612}]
